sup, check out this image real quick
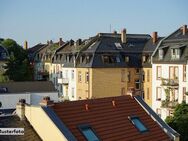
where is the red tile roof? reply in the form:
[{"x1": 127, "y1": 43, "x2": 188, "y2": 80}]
[{"x1": 51, "y1": 95, "x2": 171, "y2": 141}]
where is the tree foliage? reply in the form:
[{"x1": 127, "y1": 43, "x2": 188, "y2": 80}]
[
  {"x1": 165, "y1": 101, "x2": 188, "y2": 141},
  {"x1": 1, "y1": 39, "x2": 33, "y2": 81}
]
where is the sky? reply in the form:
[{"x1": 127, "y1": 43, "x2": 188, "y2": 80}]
[{"x1": 0, "y1": 0, "x2": 188, "y2": 47}]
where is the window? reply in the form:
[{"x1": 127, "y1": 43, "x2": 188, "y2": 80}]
[
  {"x1": 71, "y1": 70, "x2": 74, "y2": 80},
  {"x1": 127, "y1": 71, "x2": 130, "y2": 82},
  {"x1": 78, "y1": 71, "x2": 82, "y2": 82},
  {"x1": 128, "y1": 116, "x2": 148, "y2": 133},
  {"x1": 183, "y1": 65, "x2": 186, "y2": 82},
  {"x1": 60, "y1": 71, "x2": 63, "y2": 78},
  {"x1": 183, "y1": 87, "x2": 186, "y2": 101},
  {"x1": 79, "y1": 125, "x2": 100, "y2": 141},
  {"x1": 171, "y1": 48, "x2": 180, "y2": 59},
  {"x1": 121, "y1": 69, "x2": 126, "y2": 82},
  {"x1": 125, "y1": 56, "x2": 129, "y2": 63},
  {"x1": 142, "y1": 73, "x2": 145, "y2": 82},
  {"x1": 135, "y1": 68, "x2": 140, "y2": 74},
  {"x1": 115, "y1": 43, "x2": 122, "y2": 49},
  {"x1": 135, "y1": 79, "x2": 140, "y2": 90},
  {"x1": 159, "y1": 49, "x2": 164, "y2": 60},
  {"x1": 72, "y1": 88, "x2": 75, "y2": 98},
  {"x1": 85, "y1": 72, "x2": 89, "y2": 83},
  {"x1": 86, "y1": 56, "x2": 90, "y2": 63},
  {"x1": 142, "y1": 56, "x2": 146, "y2": 63},
  {"x1": 156, "y1": 108, "x2": 161, "y2": 117},
  {"x1": 121, "y1": 87, "x2": 125, "y2": 95},
  {"x1": 156, "y1": 66, "x2": 161, "y2": 80},
  {"x1": 147, "y1": 88, "x2": 149, "y2": 100},
  {"x1": 147, "y1": 70, "x2": 150, "y2": 82},
  {"x1": 116, "y1": 56, "x2": 120, "y2": 63},
  {"x1": 169, "y1": 66, "x2": 179, "y2": 80},
  {"x1": 156, "y1": 87, "x2": 161, "y2": 101}
]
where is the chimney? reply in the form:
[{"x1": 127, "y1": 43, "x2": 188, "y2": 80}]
[
  {"x1": 50, "y1": 40, "x2": 53, "y2": 44},
  {"x1": 16, "y1": 99, "x2": 26, "y2": 120},
  {"x1": 24, "y1": 41, "x2": 28, "y2": 50},
  {"x1": 47, "y1": 40, "x2": 50, "y2": 45},
  {"x1": 59, "y1": 38, "x2": 63, "y2": 46},
  {"x1": 182, "y1": 25, "x2": 187, "y2": 35},
  {"x1": 76, "y1": 39, "x2": 82, "y2": 46},
  {"x1": 112, "y1": 100, "x2": 116, "y2": 107},
  {"x1": 69, "y1": 39, "x2": 74, "y2": 46},
  {"x1": 40, "y1": 96, "x2": 54, "y2": 107},
  {"x1": 85, "y1": 104, "x2": 89, "y2": 111},
  {"x1": 121, "y1": 28, "x2": 127, "y2": 43},
  {"x1": 113, "y1": 30, "x2": 117, "y2": 34},
  {"x1": 152, "y1": 32, "x2": 158, "y2": 44}
]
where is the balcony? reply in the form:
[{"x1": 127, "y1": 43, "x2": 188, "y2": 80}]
[
  {"x1": 161, "y1": 100, "x2": 178, "y2": 108},
  {"x1": 58, "y1": 78, "x2": 69, "y2": 85},
  {"x1": 161, "y1": 78, "x2": 179, "y2": 88}
]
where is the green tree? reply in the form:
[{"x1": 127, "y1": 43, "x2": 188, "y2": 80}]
[
  {"x1": 1, "y1": 39, "x2": 33, "y2": 81},
  {"x1": 165, "y1": 101, "x2": 188, "y2": 141}
]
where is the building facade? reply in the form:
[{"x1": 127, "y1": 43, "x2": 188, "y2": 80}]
[
  {"x1": 152, "y1": 25, "x2": 188, "y2": 120},
  {"x1": 51, "y1": 30, "x2": 159, "y2": 106}
]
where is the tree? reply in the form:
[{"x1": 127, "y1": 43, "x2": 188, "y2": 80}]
[
  {"x1": 165, "y1": 101, "x2": 188, "y2": 141},
  {"x1": 1, "y1": 39, "x2": 33, "y2": 81}
]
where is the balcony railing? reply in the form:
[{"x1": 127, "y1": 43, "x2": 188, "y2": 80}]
[
  {"x1": 161, "y1": 78, "x2": 179, "y2": 87},
  {"x1": 58, "y1": 78, "x2": 69, "y2": 85},
  {"x1": 161, "y1": 100, "x2": 178, "y2": 108}
]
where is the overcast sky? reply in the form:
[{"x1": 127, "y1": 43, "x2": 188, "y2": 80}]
[{"x1": 0, "y1": 0, "x2": 188, "y2": 47}]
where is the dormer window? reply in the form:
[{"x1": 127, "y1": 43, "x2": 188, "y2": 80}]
[
  {"x1": 125, "y1": 56, "x2": 129, "y2": 63},
  {"x1": 171, "y1": 48, "x2": 180, "y2": 59},
  {"x1": 102, "y1": 55, "x2": 115, "y2": 64},
  {"x1": 159, "y1": 49, "x2": 164, "y2": 60},
  {"x1": 86, "y1": 56, "x2": 90, "y2": 63},
  {"x1": 142, "y1": 56, "x2": 146, "y2": 63}
]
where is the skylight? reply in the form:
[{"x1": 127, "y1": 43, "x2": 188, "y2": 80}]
[
  {"x1": 79, "y1": 125, "x2": 100, "y2": 141},
  {"x1": 114, "y1": 43, "x2": 122, "y2": 49},
  {"x1": 129, "y1": 116, "x2": 148, "y2": 133}
]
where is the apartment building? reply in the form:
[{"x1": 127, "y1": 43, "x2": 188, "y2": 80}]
[
  {"x1": 52, "y1": 30, "x2": 160, "y2": 105},
  {"x1": 33, "y1": 38, "x2": 63, "y2": 80},
  {"x1": 152, "y1": 25, "x2": 188, "y2": 120}
]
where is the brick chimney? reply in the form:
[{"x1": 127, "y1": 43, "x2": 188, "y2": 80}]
[
  {"x1": 152, "y1": 32, "x2": 158, "y2": 44},
  {"x1": 121, "y1": 28, "x2": 127, "y2": 43},
  {"x1": 16, "y1": 99, "x2": 26, "y2": 120},
  {"x1": 59, "y1": 38, "x2": 63, "y2": 46},
  {"x1": 24, "y1": 41, "x2": 28, "y2": 50},
  {"x1": 76, "y1": 39, "x2": 82, "y2": 46},
  {"x1": 40, "y1": 96, "x2": 54, "y2": 107},
  {"x1": 182, "y1": 25, "x2": 187, "y2": 35}
]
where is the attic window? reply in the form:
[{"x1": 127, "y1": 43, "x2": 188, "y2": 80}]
[
  {"x1": 78, "y1": 125, "x2": 100, "y2": 141},
  {"x1": 115, "y1": 43, "x2": 122, "y2": 49},
  {"x1": 158, "y1": 49, "x2": 164, "y2": 60},
  {"x1": 128, "y1": 116, "x2": 148, "y2": 133},
  {"x1": 125, "y1": 56, "x2": 129, "y2": 63},
  {"x1": 102, "y1": 55, "x2": 115, "y2": 64},
  {"x1": 86, "y1": 56, "x2": 90, "y2": 63},
  {"x1": 171, "y1": 48, "x2": 180, "y2": 60}
]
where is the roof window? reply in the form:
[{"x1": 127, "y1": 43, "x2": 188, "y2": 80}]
[
  {"x1": 79, "y1": 125, "x2": 100, "y2": 141},
  {"x1": 115, "y1": 43, "x2": 122, "y2": 49},
  {"x1": 128, "y1": 116, "x2": 148, "y2": 133}
]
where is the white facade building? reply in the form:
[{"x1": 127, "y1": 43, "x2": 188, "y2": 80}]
[{"x1": 152, "y1": 25, "x2": 188, "y2": 120}]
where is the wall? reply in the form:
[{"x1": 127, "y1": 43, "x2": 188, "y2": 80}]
[
  {"x1": 0, "y1": 94, "x2": 30, "y2": 109},
  {"x1": 91, "y1": 68, "x2": 128, "y2": 98},
  {"x1": 0, "y1": 92, "x2": 58, "y2": 109},
  {"x1": 143, "y1": 68, "x2": 152, "y2": 107},
  {"x1": 25, "y1": 105, "x2": 68, "y2": 141}
]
